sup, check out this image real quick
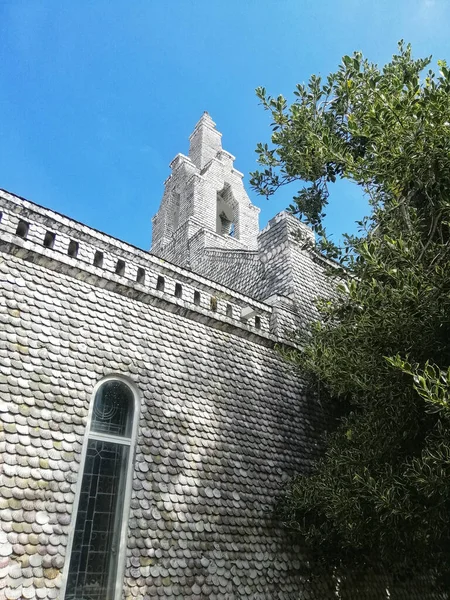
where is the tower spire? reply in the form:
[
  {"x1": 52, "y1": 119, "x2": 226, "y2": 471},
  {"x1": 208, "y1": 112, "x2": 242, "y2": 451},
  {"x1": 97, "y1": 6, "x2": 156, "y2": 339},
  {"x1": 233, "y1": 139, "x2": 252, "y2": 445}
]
[{"x1": 188, "y1": 112, "x2": 222, "y2": 169}]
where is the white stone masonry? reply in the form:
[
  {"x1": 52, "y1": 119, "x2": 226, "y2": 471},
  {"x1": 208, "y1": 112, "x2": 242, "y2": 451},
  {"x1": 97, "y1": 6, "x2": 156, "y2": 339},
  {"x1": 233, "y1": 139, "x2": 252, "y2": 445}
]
[
  {"x1": 151, "y1": 113, "x2": 260, "y2": 268},
  {"x1": 151, "y1": 114, "x2": 335, "y2": 338}
]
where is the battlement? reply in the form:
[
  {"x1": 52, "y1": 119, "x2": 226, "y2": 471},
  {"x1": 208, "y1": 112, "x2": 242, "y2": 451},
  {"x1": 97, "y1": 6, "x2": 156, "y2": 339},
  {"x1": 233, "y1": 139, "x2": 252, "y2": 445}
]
[{"x1": 0, "y1": 189, "x2": 274, "y2": 341}]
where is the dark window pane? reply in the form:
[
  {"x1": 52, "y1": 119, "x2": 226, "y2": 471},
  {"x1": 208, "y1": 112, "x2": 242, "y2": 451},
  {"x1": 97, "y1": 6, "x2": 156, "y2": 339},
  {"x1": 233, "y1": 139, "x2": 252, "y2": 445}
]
[
  {"x1": 68, "y1": 240, "x2": 79, "y2": 258},
  {"x1": 65, "y1": 439, "x2": 129, "y2": 600},
  {"x1": 16, "y1": 220, "x2": 29, "y2": 239},
  {"x1": 91, "y1": 381, "x2": 133, "y2": 437},
  {"x1": 93, "y1": 250, "x2": 103, "y2": 267},
  {"x1": 43, "y1": 231, "x2": 56, "y2": 248}
]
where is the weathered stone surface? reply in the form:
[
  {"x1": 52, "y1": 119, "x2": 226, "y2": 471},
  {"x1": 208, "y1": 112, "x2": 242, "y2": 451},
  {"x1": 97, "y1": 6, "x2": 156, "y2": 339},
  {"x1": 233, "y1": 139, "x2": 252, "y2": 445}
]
[{"x1": 0, "y1": 115, "x2": 442, "y2": 599}]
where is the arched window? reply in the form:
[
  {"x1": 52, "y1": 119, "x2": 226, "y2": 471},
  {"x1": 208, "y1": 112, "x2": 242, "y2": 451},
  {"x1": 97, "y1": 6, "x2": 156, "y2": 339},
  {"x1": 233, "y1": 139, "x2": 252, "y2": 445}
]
[{"x1": 64, "y1": 378, "x2": 139, "y2": 600}]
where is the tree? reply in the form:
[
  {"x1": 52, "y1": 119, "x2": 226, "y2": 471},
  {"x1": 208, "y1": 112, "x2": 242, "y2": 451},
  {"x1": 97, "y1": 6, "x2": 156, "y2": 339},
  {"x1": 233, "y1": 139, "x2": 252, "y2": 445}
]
[{"x1": 251, "y1": 42, "x2": 450, "y2": 586}]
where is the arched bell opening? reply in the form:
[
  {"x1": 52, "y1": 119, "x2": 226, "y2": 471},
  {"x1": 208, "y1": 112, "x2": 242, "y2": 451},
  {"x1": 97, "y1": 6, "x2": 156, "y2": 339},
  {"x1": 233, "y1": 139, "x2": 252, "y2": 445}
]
[{"x1": 216, "y1": 183, "x2": 238, "y2": 239}]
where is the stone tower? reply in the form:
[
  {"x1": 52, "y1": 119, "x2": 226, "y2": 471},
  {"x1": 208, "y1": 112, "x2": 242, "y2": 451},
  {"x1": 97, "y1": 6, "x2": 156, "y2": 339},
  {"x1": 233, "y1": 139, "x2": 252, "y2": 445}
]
[
  {"x1": 151, "y1": 113, "x2": 331, "y2": 336},
  {"x1": 151, "y1": 112, "x2": 260, "y2": 268}
]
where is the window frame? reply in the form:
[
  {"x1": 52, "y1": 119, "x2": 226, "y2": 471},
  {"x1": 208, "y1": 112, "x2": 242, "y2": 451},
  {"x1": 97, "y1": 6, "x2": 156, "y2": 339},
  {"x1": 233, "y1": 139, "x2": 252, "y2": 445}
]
[{"x1": 61, "y1": 375, "x2": 140, "y2": 600}]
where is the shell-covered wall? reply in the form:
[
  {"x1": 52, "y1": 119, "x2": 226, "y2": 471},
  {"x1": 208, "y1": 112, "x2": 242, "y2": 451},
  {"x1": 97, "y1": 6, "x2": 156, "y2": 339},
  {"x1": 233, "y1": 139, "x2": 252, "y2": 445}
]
[
  {"x1": 0, "y1": 188, "x2": 445, "y2": 599},
  {"x1": 0, "y1": 250, "x2": 324, "y2": 599}
]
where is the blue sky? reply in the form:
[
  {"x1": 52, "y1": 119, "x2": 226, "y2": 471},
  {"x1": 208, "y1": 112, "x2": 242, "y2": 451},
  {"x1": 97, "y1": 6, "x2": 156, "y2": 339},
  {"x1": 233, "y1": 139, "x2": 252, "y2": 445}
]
[{"x1": 1, "y1": 0, "x2": 449, "y2": 250}]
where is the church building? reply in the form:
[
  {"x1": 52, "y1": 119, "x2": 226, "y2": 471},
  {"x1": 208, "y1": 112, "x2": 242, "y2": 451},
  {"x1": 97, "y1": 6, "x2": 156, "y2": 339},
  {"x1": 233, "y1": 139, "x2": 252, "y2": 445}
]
[{"x1": 0, "y1": 115, "x2": 434, "y2": 599}]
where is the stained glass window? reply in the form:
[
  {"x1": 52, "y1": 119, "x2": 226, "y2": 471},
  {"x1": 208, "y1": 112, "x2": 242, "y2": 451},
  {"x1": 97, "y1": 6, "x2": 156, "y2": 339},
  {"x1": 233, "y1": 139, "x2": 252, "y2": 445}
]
[
  {"x1": 65, "y1": 380, "x2": 135, "y2": 600},
  {"x1": 91, "y1": 380, "x2": 134, "y2": 437}
]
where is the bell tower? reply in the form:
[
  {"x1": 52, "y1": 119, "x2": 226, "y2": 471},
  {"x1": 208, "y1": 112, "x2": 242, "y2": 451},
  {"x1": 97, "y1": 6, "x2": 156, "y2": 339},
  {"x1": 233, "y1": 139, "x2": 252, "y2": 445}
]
[{"x1": 151, "y1": 113, "x2": 260, "y2": 268}]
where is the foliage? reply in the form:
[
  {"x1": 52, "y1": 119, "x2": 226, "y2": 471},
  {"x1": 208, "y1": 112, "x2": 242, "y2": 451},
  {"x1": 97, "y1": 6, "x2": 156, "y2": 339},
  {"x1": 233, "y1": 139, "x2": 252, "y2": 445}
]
[{"x1": 252, "y1": 43, "x2": 450, "y2": 584}]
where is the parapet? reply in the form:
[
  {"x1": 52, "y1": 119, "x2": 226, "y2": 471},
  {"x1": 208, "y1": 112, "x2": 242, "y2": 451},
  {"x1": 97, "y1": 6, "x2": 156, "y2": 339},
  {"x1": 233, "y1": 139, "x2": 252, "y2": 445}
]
[{"x1": 0, "y1": 189, "x2": 274, "y2": 343}]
